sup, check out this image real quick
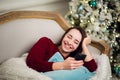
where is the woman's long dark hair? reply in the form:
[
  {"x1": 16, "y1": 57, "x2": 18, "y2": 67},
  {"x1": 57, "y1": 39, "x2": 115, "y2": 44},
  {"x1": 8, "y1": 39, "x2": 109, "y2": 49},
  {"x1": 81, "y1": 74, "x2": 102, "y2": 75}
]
[{"x1": 57, "y1": 26, "x2": 87, "y2": 57}]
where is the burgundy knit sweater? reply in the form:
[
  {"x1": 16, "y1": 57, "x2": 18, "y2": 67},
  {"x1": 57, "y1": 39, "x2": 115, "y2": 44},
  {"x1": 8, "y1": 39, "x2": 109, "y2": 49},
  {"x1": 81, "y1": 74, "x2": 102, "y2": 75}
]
[{"x1": 26, "y1": 37, "x2": 97, "y2": 72}]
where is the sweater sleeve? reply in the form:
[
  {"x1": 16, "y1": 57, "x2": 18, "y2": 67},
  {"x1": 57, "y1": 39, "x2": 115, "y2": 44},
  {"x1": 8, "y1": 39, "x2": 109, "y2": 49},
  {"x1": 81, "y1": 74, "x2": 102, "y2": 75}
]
[
  {"x1": 84, "y1": 59, "x2": 97, "y2": 72},
  {"x1": 26, "y1": 37, "x2": 57, "y2": 72}
]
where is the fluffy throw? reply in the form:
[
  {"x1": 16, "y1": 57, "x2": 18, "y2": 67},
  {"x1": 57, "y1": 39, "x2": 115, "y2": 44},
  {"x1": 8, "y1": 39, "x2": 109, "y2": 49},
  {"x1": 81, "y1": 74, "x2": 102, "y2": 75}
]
[
  {"x1": 0, "y1": 52, "x2": 112, "y2": 80},
  {"x1": 0, "y1": 53, "x2": 52, "y2": 80}
]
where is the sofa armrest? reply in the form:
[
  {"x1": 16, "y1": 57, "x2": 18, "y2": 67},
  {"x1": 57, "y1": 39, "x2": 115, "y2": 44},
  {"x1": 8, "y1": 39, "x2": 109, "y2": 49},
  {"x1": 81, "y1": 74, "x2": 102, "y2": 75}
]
[{"x1": 91, "y1": 40, "x2": 110, "y2": 56}]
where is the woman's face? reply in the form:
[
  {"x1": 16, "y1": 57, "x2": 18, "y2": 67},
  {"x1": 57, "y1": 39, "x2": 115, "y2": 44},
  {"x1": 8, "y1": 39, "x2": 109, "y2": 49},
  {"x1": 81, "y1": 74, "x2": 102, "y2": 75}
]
[{"x1": 61, "y1": 29, "x2": 82, "y2": 53}]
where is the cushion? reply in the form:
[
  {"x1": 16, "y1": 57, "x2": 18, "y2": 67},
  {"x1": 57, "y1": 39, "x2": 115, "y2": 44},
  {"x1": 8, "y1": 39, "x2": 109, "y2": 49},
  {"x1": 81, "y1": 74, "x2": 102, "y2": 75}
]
[
  {"x1": 90, "y1": 54, "x2": 112, "y2": 80},
  {"x1": 0, "y1": 53, "x2": 52, "y2": 80},
  {"x1": 87, "y1": 45, "x2": 112, "y2": 80}
]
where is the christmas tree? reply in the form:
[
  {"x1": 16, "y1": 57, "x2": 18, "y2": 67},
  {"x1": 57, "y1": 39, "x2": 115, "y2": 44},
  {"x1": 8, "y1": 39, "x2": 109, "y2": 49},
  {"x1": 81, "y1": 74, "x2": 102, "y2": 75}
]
[{"x1": 65, "y1": 0, "x2": 120, "y2": 77}]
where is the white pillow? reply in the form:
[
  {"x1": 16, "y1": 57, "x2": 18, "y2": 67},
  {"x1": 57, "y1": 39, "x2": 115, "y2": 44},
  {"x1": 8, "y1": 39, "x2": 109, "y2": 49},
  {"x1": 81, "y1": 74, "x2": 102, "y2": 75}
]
[
  {"x1": 87, "y1": 45, "x2": 112, "y2": 80},
  {"x1": 90, "y1": 54, "x2": 112, "y2": 80},
  {"x1": 0, "y1": 53, "x2": 52, "y2": 80}
]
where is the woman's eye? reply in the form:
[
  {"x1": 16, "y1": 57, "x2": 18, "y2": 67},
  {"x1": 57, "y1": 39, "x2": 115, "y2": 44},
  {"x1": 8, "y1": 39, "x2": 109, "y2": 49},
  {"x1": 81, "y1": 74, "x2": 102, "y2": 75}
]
[
  {"x1": 67, "y1": 35, "x2": 72, "y2": 39},
  {"x1": 74, "y1": 41, "x2": 79, "y2": 45},
  {"x1": 74, "y1": 40, "x2": 79, "y2": 45}
]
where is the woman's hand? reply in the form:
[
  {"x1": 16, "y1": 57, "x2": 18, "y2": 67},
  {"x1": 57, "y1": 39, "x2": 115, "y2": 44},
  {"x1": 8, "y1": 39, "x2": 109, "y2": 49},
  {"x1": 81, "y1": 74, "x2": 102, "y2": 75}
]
[
  {"x1": 62, "y1": 57, "x2": 84, "y2": 70},
  {"x1": 82, "y1": 36, "x2": 91, "y2": 47},
  {"x1": 52, "y1": 57, "x2": 84, "y2": 70}
]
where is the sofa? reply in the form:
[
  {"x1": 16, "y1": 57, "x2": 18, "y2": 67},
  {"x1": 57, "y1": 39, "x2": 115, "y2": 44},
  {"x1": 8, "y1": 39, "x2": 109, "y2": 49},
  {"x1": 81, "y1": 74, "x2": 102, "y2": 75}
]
[{"x1": 0, "y1": 11, "x2": 112, "y2": 80}]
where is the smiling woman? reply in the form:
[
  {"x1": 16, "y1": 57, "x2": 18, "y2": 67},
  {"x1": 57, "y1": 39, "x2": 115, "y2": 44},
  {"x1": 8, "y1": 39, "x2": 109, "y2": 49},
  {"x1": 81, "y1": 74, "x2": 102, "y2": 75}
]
[{"x1": 26, "y1": 26, "x2": 98, "y2": 80}]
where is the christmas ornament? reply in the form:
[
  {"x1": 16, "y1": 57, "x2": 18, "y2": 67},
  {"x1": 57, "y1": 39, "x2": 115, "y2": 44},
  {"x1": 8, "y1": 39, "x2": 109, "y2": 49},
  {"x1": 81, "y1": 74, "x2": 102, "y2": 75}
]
[{"x1": 88, "y1": 0, "x2": 97, "y2": 8}]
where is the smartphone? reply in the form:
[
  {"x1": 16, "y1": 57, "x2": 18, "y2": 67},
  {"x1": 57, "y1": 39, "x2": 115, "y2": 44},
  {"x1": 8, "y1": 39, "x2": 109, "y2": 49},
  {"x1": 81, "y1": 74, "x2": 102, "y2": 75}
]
[{"x1": 75, "y1": 54, "x2": 86, "y2": 60}]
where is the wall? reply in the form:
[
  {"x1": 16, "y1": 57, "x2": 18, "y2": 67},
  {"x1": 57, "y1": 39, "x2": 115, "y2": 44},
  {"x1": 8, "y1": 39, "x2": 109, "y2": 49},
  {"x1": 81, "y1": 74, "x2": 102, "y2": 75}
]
[{"x1": 0, "y1": 0, "x2": 69, "y2": 16}]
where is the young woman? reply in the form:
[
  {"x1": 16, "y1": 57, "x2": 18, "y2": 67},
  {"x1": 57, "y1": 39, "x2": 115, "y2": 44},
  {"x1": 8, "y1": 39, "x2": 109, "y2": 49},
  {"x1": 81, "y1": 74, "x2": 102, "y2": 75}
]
[{"x1": 26, "y1": 27, "x2": 97, "y2": 80}]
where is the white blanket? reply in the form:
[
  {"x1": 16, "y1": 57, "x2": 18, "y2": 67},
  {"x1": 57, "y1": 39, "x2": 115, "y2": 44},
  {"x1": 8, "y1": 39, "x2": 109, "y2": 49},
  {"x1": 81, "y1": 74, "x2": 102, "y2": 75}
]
[
  {"x1": 0, "y1": 53, "x2": 52, "y2": 80},
  {"x1": 0, "y1": 53, "x2": 112, "y2": 80}
]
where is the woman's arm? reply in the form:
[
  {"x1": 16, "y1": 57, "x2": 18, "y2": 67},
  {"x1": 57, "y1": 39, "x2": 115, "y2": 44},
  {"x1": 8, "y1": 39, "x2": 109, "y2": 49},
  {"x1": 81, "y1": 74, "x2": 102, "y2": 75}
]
[
  {"x1": 82, "y1": 36, "x2": 93, "y2": 61},
  {"x1": 26, "y1": 37, "x2": 57, "y2": 72},
  {"x1": 82, "y1": 37, "x2": 97, "y2": 72}
]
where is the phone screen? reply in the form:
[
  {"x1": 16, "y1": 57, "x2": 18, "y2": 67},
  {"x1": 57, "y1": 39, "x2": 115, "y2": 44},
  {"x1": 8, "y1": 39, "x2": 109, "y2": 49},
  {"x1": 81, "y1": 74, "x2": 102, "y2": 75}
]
[{"x1": 75, "y1": 54, "x2": 86, "y2": 60}]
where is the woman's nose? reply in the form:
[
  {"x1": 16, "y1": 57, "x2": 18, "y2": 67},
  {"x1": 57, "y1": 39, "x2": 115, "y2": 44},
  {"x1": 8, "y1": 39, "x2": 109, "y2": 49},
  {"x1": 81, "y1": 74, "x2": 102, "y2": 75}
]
[{"x1": 68, "y1": 40, "x2": 73, "y2": 45}]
